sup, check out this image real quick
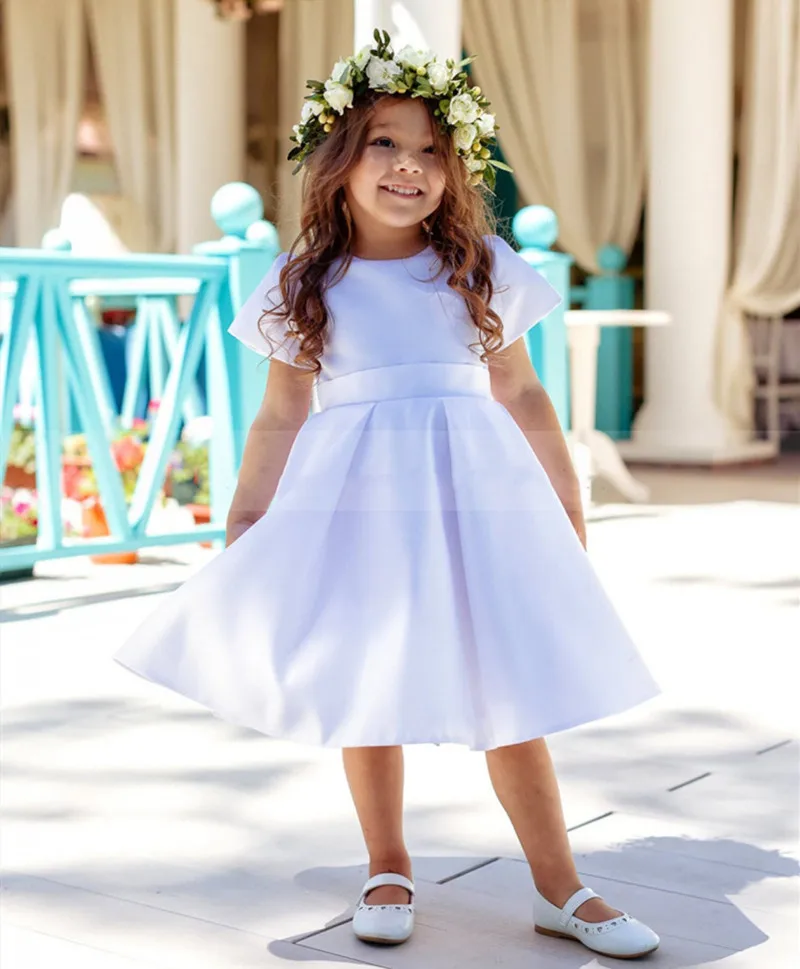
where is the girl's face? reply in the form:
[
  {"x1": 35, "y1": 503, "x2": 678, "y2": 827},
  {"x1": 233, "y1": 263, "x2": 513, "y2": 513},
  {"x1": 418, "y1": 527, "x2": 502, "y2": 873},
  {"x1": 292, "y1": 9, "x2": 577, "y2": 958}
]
[{"x1": 344, "y1": 98, "x2": 446, "y2": 244}]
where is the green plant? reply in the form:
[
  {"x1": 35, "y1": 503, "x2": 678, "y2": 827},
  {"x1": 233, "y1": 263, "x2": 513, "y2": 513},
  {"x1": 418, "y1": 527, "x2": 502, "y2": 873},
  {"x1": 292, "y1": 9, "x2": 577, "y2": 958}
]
[
  {"x1": 6, "y1": 423, "x2": 36, "y2": 473},
  {"x1": 62, "y1": 420, "x2": 151, "y2": 504},
  {"x1": 0, "y1": 487, "x2": 38, "y2": 542},
  {"x1": 169, "y1": 441, "x2": 210, "y2": 506}
]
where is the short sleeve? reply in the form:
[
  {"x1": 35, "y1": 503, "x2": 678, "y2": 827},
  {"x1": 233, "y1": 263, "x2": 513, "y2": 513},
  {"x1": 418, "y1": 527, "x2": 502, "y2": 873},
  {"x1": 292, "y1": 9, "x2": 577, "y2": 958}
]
[
  {"x1": 227, "y1": 252, "x2": 304, "y2": 366},
  {"x1": 488, "y1": 235, "x2": 562, "y2": 349}
]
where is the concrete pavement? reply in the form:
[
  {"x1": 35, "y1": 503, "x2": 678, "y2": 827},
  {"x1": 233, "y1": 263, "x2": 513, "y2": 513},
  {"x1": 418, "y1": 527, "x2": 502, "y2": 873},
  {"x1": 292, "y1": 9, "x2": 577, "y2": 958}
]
[{"x1": 1, "y1": 460, "x2": 798, "y2": 968}]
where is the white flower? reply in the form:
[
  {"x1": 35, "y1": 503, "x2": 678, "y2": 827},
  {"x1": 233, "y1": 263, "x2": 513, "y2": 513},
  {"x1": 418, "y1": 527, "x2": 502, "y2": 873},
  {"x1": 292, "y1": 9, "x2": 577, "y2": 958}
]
[
  {"x1": 464, "y1": 156, "x2": 485, "y2": 173},
  {"x1": 331, "y1": 59, "x2": 351, "y2": 85},
  {"x1": 366, "y1": 56, "x2": 404, "y2": 91},
  {"x1": 353, "y1": 45, "x2": 372, "y2": 71},
  {"x1": 323, "y1": 80, "x2": 354, "y2": 114},
  {"x1": 301, "y1": 99, "x2": 324, "y2": 123},
  {"x1": 448, "y1": 93, "x2": 481, "y2": 125},
  {"x1": 427, "y1": 60, "x2": 451, "y2": 93},
  {"x1": 182, "y1": 415, "x2": 213, "y2": 446},
  {"x1": 454, "y1": 123, "x2": 478, "y2": 154},
  {"x1": 396, "y1": 45, "x2": 433, "y2": 70},
  {"x1": 476, "y1": 113, "x2": 496, "y2": 138},
  {"x1": 292, "y1": 123, "x2": 302, "y2": 139}
]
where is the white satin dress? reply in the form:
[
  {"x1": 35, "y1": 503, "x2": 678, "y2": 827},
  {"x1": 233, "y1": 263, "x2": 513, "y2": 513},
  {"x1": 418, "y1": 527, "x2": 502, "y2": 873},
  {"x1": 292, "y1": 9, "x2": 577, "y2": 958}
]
[{"x1": 114, "y1": 236, "x2": 659, "y2": 750}]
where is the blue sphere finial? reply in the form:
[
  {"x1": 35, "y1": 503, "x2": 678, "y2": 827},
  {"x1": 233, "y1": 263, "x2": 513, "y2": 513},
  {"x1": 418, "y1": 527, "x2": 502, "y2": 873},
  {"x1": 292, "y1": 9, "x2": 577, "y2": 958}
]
[
  {"x1": 41, "y1": 228, "x2": 72, "y2": 251},
  {"x1": 211, "y1": 182, "x2": 264, "y2": 239},
  {"x1": 512, "y1": 205, "x2": 559, "y2": 250},
  {"x1": 246, "y1": 219, "x2": 281, "y2": 254},
  {"x1": 597, "y1": 244, "x2": 626, "y2": 273}
]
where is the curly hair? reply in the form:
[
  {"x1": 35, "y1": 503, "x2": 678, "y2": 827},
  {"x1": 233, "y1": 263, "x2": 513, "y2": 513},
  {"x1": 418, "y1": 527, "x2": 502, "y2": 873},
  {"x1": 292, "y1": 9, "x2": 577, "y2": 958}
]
[{"x1": 260, "y1": 93, "x2": 505, "y2": 375}]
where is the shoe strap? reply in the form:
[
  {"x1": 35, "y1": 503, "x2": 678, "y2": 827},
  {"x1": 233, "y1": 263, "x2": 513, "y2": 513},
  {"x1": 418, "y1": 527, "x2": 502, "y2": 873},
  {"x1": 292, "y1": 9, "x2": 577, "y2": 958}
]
[
  {"x1": 361, "y1": 873, "x2": 415, "y2": 899},
  {"x1": 559, "y1": 887, "x2": 599, "y2": 927}
]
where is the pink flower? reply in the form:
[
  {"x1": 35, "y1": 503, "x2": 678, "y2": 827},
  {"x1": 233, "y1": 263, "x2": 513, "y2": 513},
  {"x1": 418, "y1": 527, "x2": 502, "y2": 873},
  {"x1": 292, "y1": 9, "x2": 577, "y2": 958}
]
[
  {"x1": 111, "y1": 437, "x2": 145, "y2": 473},
  {"x1": 12, "y1": 403, "x2": 36, "y2": 425},
  {"x1": 11, "y1": 488, "x2": 36, "y2": 516}
]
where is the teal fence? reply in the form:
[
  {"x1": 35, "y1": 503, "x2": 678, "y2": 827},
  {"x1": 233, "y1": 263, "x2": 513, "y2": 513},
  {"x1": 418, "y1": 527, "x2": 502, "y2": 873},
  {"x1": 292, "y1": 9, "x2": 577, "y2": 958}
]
[
  {"x1": 570, "y1": 244, "x2": 636, "y2": 439},
  {"x1": 1, "y1": 184, "x2": 277, "y2": 575},
  {"x1": 2, "y1": 189, "x2": 634, "y2": 576},
  {"x1": 512, "y1": 210, "x2": 636, "y2": 438}
]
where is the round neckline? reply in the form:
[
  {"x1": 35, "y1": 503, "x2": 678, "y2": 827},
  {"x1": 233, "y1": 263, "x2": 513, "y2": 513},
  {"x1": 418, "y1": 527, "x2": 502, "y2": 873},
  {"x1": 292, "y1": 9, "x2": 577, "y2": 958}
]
[{"x1": 350, "y1": 245, "x2": 433, "y2": 264}]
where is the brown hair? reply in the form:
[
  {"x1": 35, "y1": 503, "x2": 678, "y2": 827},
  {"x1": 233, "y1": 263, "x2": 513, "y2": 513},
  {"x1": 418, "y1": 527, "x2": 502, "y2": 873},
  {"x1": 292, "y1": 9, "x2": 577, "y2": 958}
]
[{"x1": 260, "y1": 93, "x2": 504, "y2": 374}]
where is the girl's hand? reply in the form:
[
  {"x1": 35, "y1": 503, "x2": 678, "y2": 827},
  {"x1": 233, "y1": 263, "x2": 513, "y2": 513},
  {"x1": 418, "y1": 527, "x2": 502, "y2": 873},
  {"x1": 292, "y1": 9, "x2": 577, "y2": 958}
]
[
  {"x1": 225, "y1": 360, "x2": 315, "y2": 549},
  {"x1": 489, "y1": 342, "x2": 587, "y2": 547}
]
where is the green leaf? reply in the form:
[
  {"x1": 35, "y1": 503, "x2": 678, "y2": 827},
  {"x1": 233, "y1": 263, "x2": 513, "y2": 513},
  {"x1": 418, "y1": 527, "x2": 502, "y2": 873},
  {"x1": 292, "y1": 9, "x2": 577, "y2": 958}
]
[
  {"x1": 484, "y1": 165, "x2": 497, "y2": 192},
  {"x1": 288, "y1": 146, "x2": 302, "y2": 160},
  {"x1": 457, "y1": 56, "x2": 475, "y2": 68},
  {"x1": 488, "y1": 159, "x2": 514, "y2": 173},
  {"x1": 373, "y1": 27, "x2": 382, "y2": 44}
]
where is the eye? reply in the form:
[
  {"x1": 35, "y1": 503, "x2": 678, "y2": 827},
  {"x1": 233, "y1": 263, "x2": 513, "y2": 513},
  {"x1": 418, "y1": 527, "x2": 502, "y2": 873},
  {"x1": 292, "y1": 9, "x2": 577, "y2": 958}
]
[
  {"x1": 372, "y1": 136, "x2": 394, "y2": 148},
  {"x1": 422, "y1": 145, "x2": 437, "y2": 155}
]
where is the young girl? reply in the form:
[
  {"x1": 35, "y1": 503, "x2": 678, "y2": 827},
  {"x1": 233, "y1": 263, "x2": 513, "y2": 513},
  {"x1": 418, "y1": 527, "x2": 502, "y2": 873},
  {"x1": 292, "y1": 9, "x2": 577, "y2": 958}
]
[{"x1": 116, "y1": 33, "x2": 660, "y2": 960}]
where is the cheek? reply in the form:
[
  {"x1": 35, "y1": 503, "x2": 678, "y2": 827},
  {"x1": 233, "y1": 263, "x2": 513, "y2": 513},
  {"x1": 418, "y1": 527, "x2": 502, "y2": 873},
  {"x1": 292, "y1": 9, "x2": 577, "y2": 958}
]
[
  {"x1": 347, "y1": 155, "x2": 383, "y2": 203},
  {"x1": 425, "y1": 166, "x2": 446, "y2": 208}
]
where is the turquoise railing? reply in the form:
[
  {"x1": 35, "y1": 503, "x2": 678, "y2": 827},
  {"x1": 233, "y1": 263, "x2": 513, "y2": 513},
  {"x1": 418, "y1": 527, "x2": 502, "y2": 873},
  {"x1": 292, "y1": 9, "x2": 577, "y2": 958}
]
[
  {"x1": 570, "y1": 244, "x2": 636, "y2": 439},
  {"x1": 1, "y1": 183, "x2": 278, "y2": 574},
  {"x1": 512, "y1": 207, "x2": 636, "y2": 438},
  {"x1": 512, "y1": 205, "x2": 573, "y2": 429}
]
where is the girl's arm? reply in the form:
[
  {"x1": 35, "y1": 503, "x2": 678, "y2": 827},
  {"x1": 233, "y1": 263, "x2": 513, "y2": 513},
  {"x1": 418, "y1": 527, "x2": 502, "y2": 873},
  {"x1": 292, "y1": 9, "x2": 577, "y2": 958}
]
[
  {"x1": 488, "y1": 340, "x2": 586, "y2": 549},
  {"x1": 225, "y1": 360, "x2": 315, "y2": 547}
]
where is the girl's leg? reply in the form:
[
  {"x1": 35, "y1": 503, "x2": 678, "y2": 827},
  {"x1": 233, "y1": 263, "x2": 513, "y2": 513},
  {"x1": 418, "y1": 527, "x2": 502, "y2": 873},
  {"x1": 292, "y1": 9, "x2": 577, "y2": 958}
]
[
  {"x1": 485, "y1": 738, "x2": 620, "y2": 922},
  {"x1": 342, "y1": 746, "x2": 413, "y2": 906}
]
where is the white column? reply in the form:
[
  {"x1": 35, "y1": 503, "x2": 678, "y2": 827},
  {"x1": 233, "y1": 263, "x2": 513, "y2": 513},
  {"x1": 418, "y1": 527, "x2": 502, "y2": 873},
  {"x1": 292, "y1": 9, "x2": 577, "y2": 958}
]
[
  {"x1": 174, "y1": 0, "x2": 245, "y2": 253},
  {"x1": 622, "y1": 0, "x2": 771, "y2": 464},
  {"x1": 354, "y1": 0, "x2": 462, "y2": 63}
]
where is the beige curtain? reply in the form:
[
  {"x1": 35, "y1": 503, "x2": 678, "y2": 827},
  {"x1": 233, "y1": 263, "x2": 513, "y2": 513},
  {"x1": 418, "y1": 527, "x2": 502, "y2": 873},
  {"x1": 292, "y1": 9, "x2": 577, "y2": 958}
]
[
  {"x1": 3, "y1": 0, "x2": 85, "y2": 247},
  {"x1": 85, "y1": 0, "x2": 175, "y2": 252},
  {"x1": 277, "y1": 0, "x2": 354, "y2": 246},
  {"x1": 716, "y1": 0, "x2": 800, "y2": 432},
  {"x1": 463, "y1": 0, "x2": 646, "y2": 272}
]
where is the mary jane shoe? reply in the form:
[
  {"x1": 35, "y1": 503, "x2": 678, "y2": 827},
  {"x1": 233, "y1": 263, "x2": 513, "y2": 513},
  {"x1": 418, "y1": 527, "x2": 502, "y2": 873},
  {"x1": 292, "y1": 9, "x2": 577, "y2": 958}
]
[
  {"x1": 534, "y1": 886, "x2": 659, "y2": 959},
  {"x1": 352, "y1": 873, "x2": 415, "y2": 945}
]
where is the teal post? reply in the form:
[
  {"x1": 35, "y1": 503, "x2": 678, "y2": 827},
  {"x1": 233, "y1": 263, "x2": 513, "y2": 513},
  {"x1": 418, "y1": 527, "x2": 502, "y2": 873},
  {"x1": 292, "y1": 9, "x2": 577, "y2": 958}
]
[
  {"x1": 41, "y1": 231, "x2": 79, "y2": 437},
  {"x1": 511, "y1": 205, "x2": 572, "y2": 428},
  {"x1": 195, "y1": 182, "x2": 280, "y2": 524},
  {"x1": 586, "y1": 245, "x2": 635, "y2": 439}
]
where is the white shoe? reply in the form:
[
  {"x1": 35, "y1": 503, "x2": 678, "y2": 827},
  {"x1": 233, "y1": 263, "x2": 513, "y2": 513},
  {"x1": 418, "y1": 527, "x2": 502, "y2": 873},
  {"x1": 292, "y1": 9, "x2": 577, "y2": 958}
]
[
  {"x1": 352, "y1": 873, "x2": 415, "y2": 945},
  {"x1": 534, "y1": 886, "x2": 659, "y2": 960}
]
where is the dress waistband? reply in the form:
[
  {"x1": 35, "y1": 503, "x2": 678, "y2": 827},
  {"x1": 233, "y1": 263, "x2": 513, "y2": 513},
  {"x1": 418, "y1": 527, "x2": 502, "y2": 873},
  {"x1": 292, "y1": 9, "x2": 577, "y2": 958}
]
[{"x1": 315, "y1": 363, "x2": 492, "y2": 411}]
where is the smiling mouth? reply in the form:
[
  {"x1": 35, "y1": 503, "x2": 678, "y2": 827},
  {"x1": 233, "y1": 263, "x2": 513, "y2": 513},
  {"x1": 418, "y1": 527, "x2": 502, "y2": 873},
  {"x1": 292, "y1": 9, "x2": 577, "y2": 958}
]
[{"x1": 381, "y1": 185, "x2": 424, "y2": 198}]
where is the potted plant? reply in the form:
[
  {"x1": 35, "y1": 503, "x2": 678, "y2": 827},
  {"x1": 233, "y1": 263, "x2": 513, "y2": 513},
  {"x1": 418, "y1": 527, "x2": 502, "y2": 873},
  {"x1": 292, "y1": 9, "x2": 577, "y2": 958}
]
[
  {"x1": 168, "y1": 441, "x2": 209, "y2": 509},
  {"x1": 3, "y1": 414, "x2": 36, "y2": 490},
  {"x1": 62, "y1": 422, "x2": 152, "y2": 565},
  {"x1": 0, "y1": 487, "x2": 38, "y2": 547}
]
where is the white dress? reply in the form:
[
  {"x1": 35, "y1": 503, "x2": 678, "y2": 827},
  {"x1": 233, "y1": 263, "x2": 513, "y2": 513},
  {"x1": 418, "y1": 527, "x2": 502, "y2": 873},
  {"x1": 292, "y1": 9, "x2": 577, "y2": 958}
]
[{"x1": 115, "y1": 236, "x2": 659, "y2": 750}]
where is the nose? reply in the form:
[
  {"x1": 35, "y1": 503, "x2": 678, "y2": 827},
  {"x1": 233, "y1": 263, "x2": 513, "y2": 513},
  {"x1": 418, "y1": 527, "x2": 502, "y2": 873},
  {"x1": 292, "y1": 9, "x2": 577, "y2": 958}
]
[{"x1": 393, "y1": 150, "x2": 423, "y2": 175}]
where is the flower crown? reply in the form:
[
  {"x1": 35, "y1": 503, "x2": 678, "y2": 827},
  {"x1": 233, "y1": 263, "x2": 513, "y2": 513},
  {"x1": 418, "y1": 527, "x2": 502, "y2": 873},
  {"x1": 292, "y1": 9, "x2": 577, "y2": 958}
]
[{"x1": 288, "y1": 30, "x2": 512, "y2": 190}]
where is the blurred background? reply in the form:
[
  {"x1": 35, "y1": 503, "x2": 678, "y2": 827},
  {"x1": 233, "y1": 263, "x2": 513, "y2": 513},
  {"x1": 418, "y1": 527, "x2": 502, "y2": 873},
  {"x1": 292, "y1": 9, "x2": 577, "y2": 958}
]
[{"x1": 1, "y1": 0, "x2": 798, "y2": 567}]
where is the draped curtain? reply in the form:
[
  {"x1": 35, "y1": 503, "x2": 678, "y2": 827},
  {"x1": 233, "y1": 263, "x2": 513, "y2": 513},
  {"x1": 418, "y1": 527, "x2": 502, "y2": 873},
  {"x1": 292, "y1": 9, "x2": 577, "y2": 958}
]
[
  {"x1": 716, "y1": 0, "x2": 800, "y2": 432},
  {"x1": 3, "y1": 0, "x2": 85, "y2": 248},
  {"x1": 463, "y1": 0, "x2": 646, "y2": 272},
  {"x1": 85, "y1": 0, "x2": 176, "y2": 252},
  {"x1": 277, "y1": 0, "x2": 354, "y2": 246}
]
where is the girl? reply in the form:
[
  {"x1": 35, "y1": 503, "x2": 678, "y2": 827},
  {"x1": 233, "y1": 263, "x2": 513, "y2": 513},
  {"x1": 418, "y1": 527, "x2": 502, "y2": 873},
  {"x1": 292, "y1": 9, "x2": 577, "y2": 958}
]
[{"x1": 116, "y1": 33, "x2": 660, "y2": 960}]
